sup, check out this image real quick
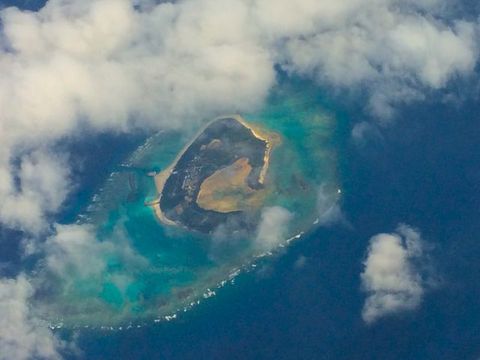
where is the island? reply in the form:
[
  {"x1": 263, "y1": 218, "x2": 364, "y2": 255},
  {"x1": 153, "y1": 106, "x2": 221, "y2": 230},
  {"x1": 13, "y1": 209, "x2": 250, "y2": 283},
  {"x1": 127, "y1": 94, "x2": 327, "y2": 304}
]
[{"x1": 149, "y1": 115, "x2": 279, "y2": 233}]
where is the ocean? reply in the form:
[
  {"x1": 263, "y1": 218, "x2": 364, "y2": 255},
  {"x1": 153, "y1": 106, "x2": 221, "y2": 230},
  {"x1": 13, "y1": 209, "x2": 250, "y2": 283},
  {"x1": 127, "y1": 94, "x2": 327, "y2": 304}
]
[{"x1": 67, "y1": 90, "x2": 480, "y2": 359}]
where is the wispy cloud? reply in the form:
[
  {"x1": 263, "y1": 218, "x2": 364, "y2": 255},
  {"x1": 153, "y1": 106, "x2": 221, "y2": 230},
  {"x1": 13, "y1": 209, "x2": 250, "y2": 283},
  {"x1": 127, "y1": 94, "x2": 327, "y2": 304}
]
[
  {"x1": 0, "y1": 150, "x2": 71, "y2": 233},
  {"x1": 316, "y1": 184, "x2": 346, "y2": 227},
  {"x1": 0, "y1": 274, "x2": 70, "y2": 360},
  {"x1": 255, "y1": 206, "x2": 293, "y2": 251}
]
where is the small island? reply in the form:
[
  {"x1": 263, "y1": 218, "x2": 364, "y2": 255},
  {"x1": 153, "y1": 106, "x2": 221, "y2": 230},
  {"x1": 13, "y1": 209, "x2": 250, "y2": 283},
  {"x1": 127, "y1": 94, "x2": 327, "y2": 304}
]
[{"x1": 149, "y1": 115, "x2": 279, "y2": 233}]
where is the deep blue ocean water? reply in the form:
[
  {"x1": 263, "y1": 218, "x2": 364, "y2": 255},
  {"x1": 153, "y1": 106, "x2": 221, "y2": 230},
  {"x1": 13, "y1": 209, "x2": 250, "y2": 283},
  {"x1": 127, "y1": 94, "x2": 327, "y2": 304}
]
[
  {"x1": 42, "y1": 93, "x2": 478, "y2": 360},
  {"x1": 2, "y1": 1, "x2": 480, "y2": 359}
]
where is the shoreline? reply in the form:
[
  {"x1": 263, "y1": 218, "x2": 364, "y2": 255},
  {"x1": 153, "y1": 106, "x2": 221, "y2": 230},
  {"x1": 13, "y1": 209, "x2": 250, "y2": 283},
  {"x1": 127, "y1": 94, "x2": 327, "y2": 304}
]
[
  {"x1": 147, "y1": 115, "x2": 279, "y2": 226},
  {"x1": 234, "y1": 115, "x2": 278, "y2": 185}
]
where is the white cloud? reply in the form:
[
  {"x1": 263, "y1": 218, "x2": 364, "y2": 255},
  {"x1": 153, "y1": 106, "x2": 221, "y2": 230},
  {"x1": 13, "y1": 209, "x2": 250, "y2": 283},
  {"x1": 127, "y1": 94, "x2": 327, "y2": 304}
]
[
  {"x1": 0, "y1": 274, "x2": 66, "y2": 360},
  {"x1": 387, "y1": 18, "x2": 476, "y2": 88},
  {"x1": 275, "y1": 0, "x2": 479, "y2": 119},
  {"x1": 255, "y1": 206, "x2": 293, "y2": 251},
  {"x1": 360, "y1": 224, "x2": 434, "y2": 324}
]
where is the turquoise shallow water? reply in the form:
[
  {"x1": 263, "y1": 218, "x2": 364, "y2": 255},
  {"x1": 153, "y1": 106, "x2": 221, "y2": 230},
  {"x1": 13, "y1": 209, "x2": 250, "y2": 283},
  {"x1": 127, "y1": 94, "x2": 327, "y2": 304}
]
[{"x1": 33, "y1": 81, "x2": 340, "y2": 327}]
